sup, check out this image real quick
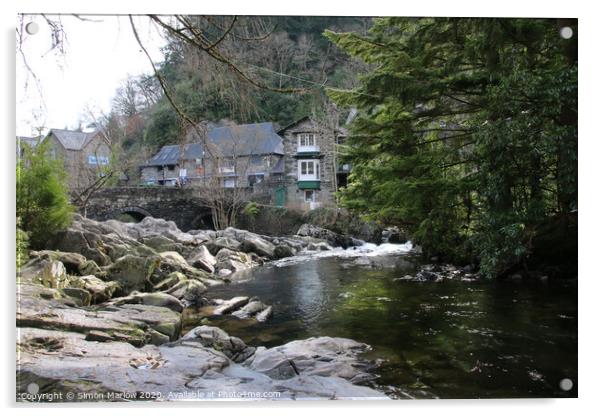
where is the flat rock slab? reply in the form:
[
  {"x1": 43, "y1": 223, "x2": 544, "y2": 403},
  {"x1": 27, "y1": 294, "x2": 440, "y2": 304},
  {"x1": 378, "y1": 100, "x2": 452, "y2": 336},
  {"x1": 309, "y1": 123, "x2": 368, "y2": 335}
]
[
  {"x1": 17, "y1": 328, "x2": 388, "y2": 401},
  {"x1": 17, "y1": 284, "x2": 182, "y2": 346}
]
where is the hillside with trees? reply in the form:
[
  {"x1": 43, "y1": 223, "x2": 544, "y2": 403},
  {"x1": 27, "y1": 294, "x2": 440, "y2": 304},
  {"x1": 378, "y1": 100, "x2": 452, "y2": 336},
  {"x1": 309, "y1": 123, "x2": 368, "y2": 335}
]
[{"x1": 105, "y1": 16, "x2": 372, "y2": 158}]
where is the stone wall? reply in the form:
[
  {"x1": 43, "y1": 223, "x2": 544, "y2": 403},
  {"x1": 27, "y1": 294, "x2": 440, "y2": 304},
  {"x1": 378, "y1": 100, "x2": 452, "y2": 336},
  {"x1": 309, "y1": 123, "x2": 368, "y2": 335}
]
[{"x1": 85, "y1": 187, "x2": 213, "y2": 231}]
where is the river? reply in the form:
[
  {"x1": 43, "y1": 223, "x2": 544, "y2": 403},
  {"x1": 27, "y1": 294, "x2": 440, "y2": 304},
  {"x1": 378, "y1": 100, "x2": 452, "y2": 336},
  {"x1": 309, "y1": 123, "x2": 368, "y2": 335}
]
[{"x1": 184, "y1": 243, "x2": 578, "y2": 399}]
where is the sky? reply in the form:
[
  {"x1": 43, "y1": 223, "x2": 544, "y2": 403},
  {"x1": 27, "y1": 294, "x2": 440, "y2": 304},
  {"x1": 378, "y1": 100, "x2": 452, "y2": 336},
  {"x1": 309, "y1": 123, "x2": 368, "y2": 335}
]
[{"x1": 16, "y1": 14, "x2": 166, "y2": 137}]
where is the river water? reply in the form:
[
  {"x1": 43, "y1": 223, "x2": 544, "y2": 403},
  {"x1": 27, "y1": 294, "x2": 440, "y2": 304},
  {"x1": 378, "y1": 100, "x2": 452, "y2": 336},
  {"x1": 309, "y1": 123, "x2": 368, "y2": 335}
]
[{"x1": 186, "y1": 244, "x2": 578, "y2": 399}]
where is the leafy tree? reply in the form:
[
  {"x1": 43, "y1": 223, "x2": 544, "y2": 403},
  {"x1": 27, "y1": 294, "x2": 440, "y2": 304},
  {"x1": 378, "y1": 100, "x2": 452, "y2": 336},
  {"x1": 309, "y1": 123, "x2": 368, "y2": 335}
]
[
  {"x1": 16, "y1": 141, "x2": 74, "y2": 249},
  {"x1": 326, "y1": 18, "x2": 577, "y2": 277}
]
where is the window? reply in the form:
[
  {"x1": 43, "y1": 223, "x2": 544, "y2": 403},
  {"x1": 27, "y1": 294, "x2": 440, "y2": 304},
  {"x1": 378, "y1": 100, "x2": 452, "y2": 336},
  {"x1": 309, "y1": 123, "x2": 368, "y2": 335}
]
[
  {"x1": 219, "y1": 158, "x2": 235, "y2": 173},
  {"x1": 87, "y1": 155, "x2": 109, "y2": 165},
  {"x1": 297, "y1": 133, "x2": 316, "y2": 147},
  {"x1": 298, "y1": 160, "x2": 320, "y2": 180},
  {"x1": 301, "y1": 161, "x2": 314, "y2": 175},
  {"x1": 304, "y1": 190, "x2": 316, "y2": 202},
  {"x1": 223, "y1": 178, "x2": 236, "y2": 188},
  {"x1": 248, "y1": 174, "x2": 265, "y2": 188}
]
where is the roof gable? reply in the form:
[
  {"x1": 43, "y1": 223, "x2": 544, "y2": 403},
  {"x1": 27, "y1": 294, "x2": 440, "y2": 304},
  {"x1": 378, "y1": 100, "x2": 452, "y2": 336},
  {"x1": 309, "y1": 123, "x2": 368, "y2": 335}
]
[
  {"x1": 277, "y1": 116, "x2": 311, "y2": 135},
  {"x1": 48, "y1": 129, "x2": 100, "y2": 151}
]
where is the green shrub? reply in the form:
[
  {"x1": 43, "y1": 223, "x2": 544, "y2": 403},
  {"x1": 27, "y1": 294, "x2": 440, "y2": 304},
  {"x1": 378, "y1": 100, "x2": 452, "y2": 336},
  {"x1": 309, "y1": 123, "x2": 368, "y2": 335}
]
[
  {"x1": 16, "y1": 217, "x2": 29, "y2": 269},
  {"x1": 16, "y1": 141, "x2": 74, "y2": 249}
]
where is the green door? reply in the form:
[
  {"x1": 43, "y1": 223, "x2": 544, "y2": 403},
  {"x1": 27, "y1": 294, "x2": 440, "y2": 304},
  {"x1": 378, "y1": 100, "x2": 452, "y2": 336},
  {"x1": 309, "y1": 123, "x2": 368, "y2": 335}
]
[{"x1": 275, "y1": 186, "x2": 286, "y2": 207}]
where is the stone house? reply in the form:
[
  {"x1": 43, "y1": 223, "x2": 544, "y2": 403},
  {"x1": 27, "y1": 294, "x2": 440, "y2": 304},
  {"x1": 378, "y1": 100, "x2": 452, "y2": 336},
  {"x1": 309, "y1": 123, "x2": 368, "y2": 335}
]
[
  {"x1": 44, "y1": 129, "x2": 112, "y2": 190},
  {"x1": 140, "y1": 117, "x2": 350, "y2": 210},
  {"x1": 277, "y1": 116, "x2": 349, "y2": 209},
  {"x1": 140, "y1": 122, "x2": 285, "y2": 192}
]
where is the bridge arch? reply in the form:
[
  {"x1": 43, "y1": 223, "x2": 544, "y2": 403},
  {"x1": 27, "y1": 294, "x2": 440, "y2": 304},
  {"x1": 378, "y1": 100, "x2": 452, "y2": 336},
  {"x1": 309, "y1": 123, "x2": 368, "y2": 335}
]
[{"x1": 113, "y1": 206, "x2": 152, "y2": 223}]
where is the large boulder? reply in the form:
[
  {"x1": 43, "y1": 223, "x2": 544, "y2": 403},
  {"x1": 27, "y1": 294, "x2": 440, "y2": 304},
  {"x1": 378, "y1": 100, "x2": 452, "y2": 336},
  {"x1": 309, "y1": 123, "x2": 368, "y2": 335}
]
[
  {"x1": 162, "y1": 278, "x2": 207, "y2": 306},
  {"x1": 247, "y1": 337, "x2": 376, "y2": 384},
  {"x1": 39, "y1": 260, "x2": 68, "y2": 289},
  {"x1": 241, "y1": 235, "x2": 276, "y2": 258},
  {"x1": 214, "y1": 248, "x2": 253, "y2": 274},
  {"x1": 153, "y1": 251, "x2": 219, "y2": 286},
  {"x1": 206, "y1": 237, "x2": 242, "y2": 255},
  {"x1": 66, "y1": 274, "x2": 120, "y2": 304},
  {"x1": 29, "y1": 250, "x2": 87, "y2": 275},
  {"x1": 180, "y1": 325, "x2": 256, "y2": 363},
  {"x1": 104, "y1": 254, "x2": 158, "y2": 295},
  {"x1": 187, "y1": 245, "x2": 216, "y2": 273},
  {"x1": 296, "y1": 224, "x2": 355, "y2": 248},
  {"x1": 273, "y1": 244, "x2": 295, "y2": 259}
]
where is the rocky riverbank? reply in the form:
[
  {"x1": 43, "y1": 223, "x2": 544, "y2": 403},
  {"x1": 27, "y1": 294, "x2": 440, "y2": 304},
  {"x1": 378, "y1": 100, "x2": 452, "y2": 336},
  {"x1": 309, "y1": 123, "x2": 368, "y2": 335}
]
[{"x1": 16, "y1": 215, "x2": 387, "y2": 401}]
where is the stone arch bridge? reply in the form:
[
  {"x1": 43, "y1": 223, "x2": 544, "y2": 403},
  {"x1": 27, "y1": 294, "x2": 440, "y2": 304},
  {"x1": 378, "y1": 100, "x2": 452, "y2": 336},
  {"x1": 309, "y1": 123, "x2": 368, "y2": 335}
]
[{"x1": 84, "y1": 187, "x2": 215, "y2": 231}]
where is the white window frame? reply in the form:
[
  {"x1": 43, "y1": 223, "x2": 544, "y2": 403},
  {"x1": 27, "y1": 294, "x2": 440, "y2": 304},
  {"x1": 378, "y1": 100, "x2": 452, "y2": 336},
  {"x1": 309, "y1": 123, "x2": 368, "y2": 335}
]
[
  {"x1": 298, "y1": 160, "x2": 320, "y2": 181},
  {"x1": 297, "y1": 133, "x2": 315, "y2": 147},
  {"x1": 297, "y1": 133, "x2": 319, "y2": 152},
  {"x1": 304, "y1": 190, "x2": 316, "y2": 203}
]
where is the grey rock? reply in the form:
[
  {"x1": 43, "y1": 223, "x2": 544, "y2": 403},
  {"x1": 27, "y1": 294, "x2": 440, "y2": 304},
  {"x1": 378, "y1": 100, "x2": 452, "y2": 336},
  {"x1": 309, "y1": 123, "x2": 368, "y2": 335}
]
[
  {"x1": 231, "y1": 300, "x2": 268, "y2": 319},
  {"x1": 163, "y1": 279, "x2": 207, "y2": 306},
  {"x1": 213, "y1": 296, "x2": 249, "y2": 315},
  {"x1": 17, "y1": 283, "x2": 181, "y2": 345},
  {"x1": 104, "y1": 254, "x2": 157, "y2": 295},
  {"x1": 206, "y1": 237, "x2": 242, "y2": 255},
  {"x1": 109, "y1": 291, "x2": 185, "y2": 313},
  {"x1": 255, "y1": 305, "x2": 273, "y2": 322},
  {"x1": 248, "y1": 337, "x2": 375, "y2": 383},
  {"x1": 241, "y1": 235, "x2": 276, "y2": 258},
  {"x1": 39, "y1": 260, "x2": 68, "y2": 289},
  {"x1": 274, "y1": 245, "x2": 295, "y2": 259},
  {"x1": 16, "y1": 326, "x2": 387, "y2": 401},
  {"x1": 187, "y1": 245, "x2": 216, "y2": 273},
  {"x1": 60, "y1": 287, "x2": 92, "y2": 307},
  {"x1": 67, "y1": 275, "x2": 120, "y2": 304},
  {"x1": 297, "y1": 224, "x2": 354, "y2": 248},
  {"x1": 180, "y1": 325, "x2": 256, "y2": 363}
]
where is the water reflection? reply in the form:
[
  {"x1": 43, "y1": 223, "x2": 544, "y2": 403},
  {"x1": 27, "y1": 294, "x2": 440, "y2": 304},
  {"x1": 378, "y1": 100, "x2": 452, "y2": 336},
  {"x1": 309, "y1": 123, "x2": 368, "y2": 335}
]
[
  {"x1": 290, "y1": 260, "x2": 324, "y2": 325},
  {"x1": 202, "y1": 254, "x2": 577, "y2": 399}
]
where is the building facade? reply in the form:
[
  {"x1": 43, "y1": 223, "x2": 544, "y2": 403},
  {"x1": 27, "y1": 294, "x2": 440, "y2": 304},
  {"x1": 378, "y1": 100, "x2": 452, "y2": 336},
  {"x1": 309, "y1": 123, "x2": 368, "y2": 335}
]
[
  {"x1": 140, "y1": 122, "x2": 285, "y2": 191},
  {"x1": 140, "y1": 117, "x2": 349, "y2": 210},
  {"x1": 278, "y1": 116, "x2": 349, "y2": 209},
  {"x1": 44, "y1": 129, "x2": 112, "y2": 190}
]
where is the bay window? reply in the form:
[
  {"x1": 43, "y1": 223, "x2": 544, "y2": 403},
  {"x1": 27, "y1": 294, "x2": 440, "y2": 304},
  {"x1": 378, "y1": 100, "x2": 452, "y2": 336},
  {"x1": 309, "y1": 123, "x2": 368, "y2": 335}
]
[{"x1": 298, "y1": 160, "x2": 320, "y2": 180}]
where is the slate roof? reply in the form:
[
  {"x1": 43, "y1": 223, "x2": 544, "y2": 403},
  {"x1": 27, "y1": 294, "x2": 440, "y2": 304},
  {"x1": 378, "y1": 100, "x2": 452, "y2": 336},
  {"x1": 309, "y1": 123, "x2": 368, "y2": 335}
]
[
  {"x1": 48, "y1": 129, "x2": 98, "y2": 150},
  {"x1": 207, "y1": 122, "x2": 283, "y2": 157},
  {"x1": 144, "y1": 122, "x2": 284, "y2": 166},
  {"x1": 143, "y1": 143, "x2": 204, "y2": 167}
]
